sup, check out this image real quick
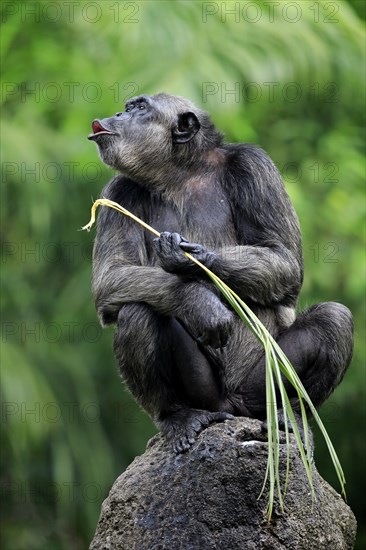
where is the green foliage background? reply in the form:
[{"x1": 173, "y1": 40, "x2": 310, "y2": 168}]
[{"x1": 1, "y1": 1, "x2": 365, "y2": 548}]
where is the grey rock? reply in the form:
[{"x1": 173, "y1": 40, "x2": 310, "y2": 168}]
[{"x1": 90, "y1": 417, "x2": 356, "y2": 550}]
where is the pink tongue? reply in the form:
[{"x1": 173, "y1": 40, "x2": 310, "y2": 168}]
[{"x1": 92, "y1": 120, "x2": 106, "y2": 133}]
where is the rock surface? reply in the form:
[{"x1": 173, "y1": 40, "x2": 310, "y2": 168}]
[{"x1": 90, "y1": 417, "x2": 356, "y2": 549}]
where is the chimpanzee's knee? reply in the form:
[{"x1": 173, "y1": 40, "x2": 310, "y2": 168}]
[
  {"x1": 115, "y1": 303, "x2": 157, "y2": 343},
  {"x1": 304, "y1": 301, "x2": 353, "y2": 376},
  {"x1": 113, "y1": 303, "x2": 160, "y2": 368},
  {"x1": 285, "y1": 301, "x2": 353, "y2": 408}
]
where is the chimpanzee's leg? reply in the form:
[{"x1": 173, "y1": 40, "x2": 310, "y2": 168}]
[
  {"x1": 244, "y1": 302, "x2": 353, "y2": 417},
  {"x1": 113, "y1": 303, "x2": 232, "y2": 451}
]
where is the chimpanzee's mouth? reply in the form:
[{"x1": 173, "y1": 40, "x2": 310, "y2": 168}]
[{"x1": 88, "y1": 120, "x2": 116, "y2": 140}]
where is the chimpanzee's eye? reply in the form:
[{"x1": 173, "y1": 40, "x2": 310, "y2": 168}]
[{"x1": 138, "y1": 104, "x2": 146, "y2": 110}]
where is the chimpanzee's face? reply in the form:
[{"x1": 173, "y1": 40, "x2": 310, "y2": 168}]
[{"x1": 88, "y1": 93, "x2": 200, "y2": 181}]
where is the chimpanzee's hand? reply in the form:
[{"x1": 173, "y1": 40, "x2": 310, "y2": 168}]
[
  {"x1": 195, "y1": 308, "x2": 232, "y2": 348},
  {"x1": 179, "y1": 240, "x2": 215, "y2": 268},
  {"x1": 153, "y1": 232, "x2": 189, "y2": 273},
  {"x1": 182, "y1": 290, "x2": 233, "y2": 349},
  {"x1": 153, "y1": 232, "x2": 214, "y2": 274}
]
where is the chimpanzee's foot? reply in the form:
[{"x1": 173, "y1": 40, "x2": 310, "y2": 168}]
[{"x1": 158, "y1": 408, "x2": 233, "y2": 453}]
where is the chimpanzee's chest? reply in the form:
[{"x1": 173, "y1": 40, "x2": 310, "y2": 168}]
[{"x1": 147, "y1": 181, "x2": 237, "y2": 254}]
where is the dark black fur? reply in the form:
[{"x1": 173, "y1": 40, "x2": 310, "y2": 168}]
[{"x1": 89, "y1": 93, "x2": 353, "y2": 452}]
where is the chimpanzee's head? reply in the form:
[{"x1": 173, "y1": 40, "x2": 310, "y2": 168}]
[{"x1": 88, "y1": 93, "x2": 223, "y2": 185}]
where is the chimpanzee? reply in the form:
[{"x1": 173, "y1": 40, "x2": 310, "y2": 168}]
[{"x1": 88, "y1": 93, "x2": 353, "y2": 452}]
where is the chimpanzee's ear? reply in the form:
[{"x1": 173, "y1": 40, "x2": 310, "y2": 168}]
[{"x1": 172, "y1": 112, "x2": 200, "y2": 143}]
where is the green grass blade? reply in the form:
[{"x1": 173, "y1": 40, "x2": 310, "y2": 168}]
[{"x1": 271, "y1": 353, "x2": 291, "y2": 498}]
